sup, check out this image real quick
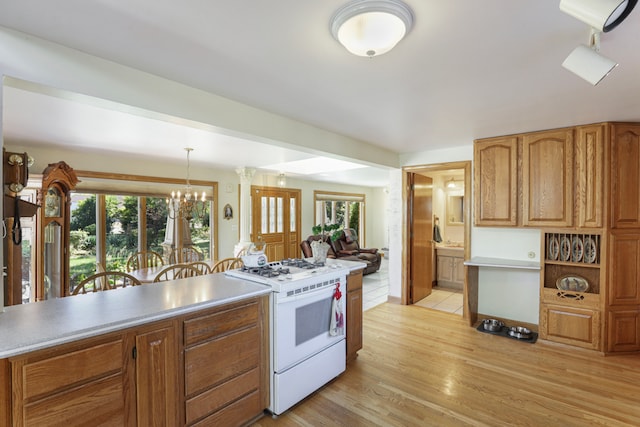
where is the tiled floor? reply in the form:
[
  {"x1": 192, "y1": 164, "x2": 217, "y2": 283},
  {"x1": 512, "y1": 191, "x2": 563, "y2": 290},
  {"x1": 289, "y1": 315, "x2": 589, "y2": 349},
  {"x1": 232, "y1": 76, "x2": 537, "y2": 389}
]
[
  {"x1": 362, "y1": 258, "x2": 389, "y2": 311},
  {"x1": 414, "y1": 287, "x2": 463, "y2": 315},
  {"x1": 362, "y1": 258, "x2": 463, "y2": 315}
]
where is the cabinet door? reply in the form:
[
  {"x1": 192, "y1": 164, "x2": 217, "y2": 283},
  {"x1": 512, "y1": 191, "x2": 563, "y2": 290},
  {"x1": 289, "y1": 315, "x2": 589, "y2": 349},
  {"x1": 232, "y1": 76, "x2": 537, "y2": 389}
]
[
  {"x1": 540, "y1": 303, "x2": 601, "y2": 350},
  {"x1": 135, "y1": 325, "x2": 178, "y2": 427},
  {"x1": 522, "y1": 129, "x2": 574, "y2": 227},
  {"x1": 452, "y1": 257, "x2": 465, "y2": 284},
  {"x1": 611, "y1": 124, "x2": 640, "y2": 228},
  {"x1": 437, "y1": 256, "x2": 453, "y2": 282},
  {"x1": 346, "y1": 270, "x2": 363, "y2": 363},
  {"x1": 575, "y1": 124, "x2": 605, "y2": 228},
  {"x1": 608, "y1": 231, "x2": 640, "y2": 306},
  {"x1": 473, "y1": 136, "x2": 519, "y2": 226},
  {"x1": 607, "y1": 310, "x2": 640, "y2": 352}
]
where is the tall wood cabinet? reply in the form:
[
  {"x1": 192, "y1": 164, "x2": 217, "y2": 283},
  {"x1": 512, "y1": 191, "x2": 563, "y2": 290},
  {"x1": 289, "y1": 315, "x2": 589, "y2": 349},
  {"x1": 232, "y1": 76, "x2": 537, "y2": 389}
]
[{"x1": 474, "y1": 122, "x2": 640, "y2": 353}]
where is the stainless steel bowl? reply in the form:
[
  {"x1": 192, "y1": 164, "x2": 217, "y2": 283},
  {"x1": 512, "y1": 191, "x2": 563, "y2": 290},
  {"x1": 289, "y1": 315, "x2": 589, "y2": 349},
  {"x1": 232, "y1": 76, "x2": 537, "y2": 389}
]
[
  {"x1": 482, "y1": 319, "x2": 504, "y2": 332},
  {"x1": 508, "y1": 326, "x2": 532, "y2": 339}
]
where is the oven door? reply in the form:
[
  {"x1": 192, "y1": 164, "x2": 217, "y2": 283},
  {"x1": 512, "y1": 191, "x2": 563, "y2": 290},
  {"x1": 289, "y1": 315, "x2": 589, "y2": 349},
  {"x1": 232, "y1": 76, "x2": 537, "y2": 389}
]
[{"x1": 273, "y1": 282, "x2": 346, "y2": 373}]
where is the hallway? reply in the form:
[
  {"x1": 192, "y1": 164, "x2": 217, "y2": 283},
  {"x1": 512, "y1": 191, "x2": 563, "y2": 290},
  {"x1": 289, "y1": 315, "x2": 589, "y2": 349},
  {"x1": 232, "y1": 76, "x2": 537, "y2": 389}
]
[{"x1": 362, "y1": 258, "x2": 463, "y2": 316}]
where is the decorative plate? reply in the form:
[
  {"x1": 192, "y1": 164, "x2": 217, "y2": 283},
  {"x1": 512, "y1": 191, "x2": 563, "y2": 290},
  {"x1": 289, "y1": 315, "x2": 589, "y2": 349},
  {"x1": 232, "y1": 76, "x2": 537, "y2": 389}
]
[
  {"x1": 547, "y1": 236, "x2": 560, "y2": 261},
  {"x1": 571, "y1": 236, "x2": 584, "y2": 262},
  {"x1": 548, "y1": 236, "x2": 559, "y2": 260},
  {"x1": 556, "y1": 275, "x2": 589, "y2": 292},
  {"x1": 584, "y1": 237, "x2": 597, "y2": 264},
  {"x1": 559, "y1": 236, "x2": 571, "y2": 262}
]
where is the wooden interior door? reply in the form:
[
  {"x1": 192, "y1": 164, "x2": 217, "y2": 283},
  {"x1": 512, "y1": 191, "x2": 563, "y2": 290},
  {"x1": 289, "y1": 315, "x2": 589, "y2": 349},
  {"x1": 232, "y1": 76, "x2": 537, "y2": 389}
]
[
  {"x1": 251, "y1": 186, "x2": 301, "y2": 261},
  {"x1": 409, "y1": 173, "x2": 433, "y2": 303}
]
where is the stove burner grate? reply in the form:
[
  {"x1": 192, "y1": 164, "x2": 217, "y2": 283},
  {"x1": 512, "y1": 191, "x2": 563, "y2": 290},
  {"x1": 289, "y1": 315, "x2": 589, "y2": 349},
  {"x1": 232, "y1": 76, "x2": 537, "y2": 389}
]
[{"x1": 280, "y1": 258, "x2": 325, "y2": 269}]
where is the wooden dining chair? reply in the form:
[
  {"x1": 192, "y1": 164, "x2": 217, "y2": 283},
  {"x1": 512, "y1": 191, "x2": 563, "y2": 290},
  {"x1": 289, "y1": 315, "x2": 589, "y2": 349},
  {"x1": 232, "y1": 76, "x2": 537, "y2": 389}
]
[
  {"x1": 71, "y1": 271, "x2": 142, "y2": 295},
  {"x1": 168, "y1": 247, "x2": 203, "y2": 264},
  {"x1": 211, "y1": 257, "x2": 243, "y2": 273},
  {"x1": 126, "y1": 250, "x2": 165, "y2": 272},
  {"x1": 188, "y1": 261, "x2": 212, "y2": 275},
  {"x1": 152, "y1": 264, "x2": 201, "y2": 283}
]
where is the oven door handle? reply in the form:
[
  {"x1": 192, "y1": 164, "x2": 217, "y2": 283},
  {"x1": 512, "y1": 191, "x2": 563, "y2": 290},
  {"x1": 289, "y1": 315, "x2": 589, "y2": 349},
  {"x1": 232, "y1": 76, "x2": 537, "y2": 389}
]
[{"x1": 275, "y1": 283, "x2": 339, "y2": 304}]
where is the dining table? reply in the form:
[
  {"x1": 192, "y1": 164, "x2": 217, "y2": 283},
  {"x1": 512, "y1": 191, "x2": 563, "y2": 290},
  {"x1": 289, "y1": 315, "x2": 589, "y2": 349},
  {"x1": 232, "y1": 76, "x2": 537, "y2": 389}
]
[{"x1": 129, "y1": 260, "x2": 217, "y2": 284}]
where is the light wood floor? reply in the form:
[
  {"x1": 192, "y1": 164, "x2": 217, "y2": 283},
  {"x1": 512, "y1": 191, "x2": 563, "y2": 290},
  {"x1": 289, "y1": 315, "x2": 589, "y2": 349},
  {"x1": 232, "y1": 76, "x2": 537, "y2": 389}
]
[{"x1": 252, "y1": 303, "x2": 640, "y2": 427}]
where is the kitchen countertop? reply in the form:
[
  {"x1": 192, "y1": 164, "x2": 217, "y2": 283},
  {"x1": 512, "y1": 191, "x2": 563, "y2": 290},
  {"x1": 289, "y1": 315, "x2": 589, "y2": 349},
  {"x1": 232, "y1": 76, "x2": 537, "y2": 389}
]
[
  {"x1": 0, "y1": 273, "x2": 270, "y2": 358},
  {"x1": 324, "y1": 257, "x2": 367, "y2": 272}
]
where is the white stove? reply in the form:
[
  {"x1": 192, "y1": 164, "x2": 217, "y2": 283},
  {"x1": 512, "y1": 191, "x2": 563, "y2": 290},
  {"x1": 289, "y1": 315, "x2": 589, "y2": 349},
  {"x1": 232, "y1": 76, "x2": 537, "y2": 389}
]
[
  {"x1": 225, "y1": 258, "x2": 349, "y2": 415},
  {"x1": 225, "y1": 258, "x2": 349, "y2": 295}
]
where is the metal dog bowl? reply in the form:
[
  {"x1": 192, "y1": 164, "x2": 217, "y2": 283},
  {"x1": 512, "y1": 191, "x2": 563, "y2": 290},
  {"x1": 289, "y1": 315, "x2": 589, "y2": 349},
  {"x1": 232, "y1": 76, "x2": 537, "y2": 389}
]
[
  {"x1": 508, "y1": 326, "x2": 532, "y2": 339},
  {"x1": 482, "y1": 319, "x2": 504, "y2": 332}
]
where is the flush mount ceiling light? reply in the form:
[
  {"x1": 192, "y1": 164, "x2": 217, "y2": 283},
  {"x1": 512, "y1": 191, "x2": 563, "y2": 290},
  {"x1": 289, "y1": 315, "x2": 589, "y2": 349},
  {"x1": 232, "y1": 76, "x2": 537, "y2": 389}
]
[
  {"x1": 562, "y1": 29, "x2": 618, "y2": 85},
  {"x1": 330, "y1": 0, "x2": 414, "y2": 57},
  {"x1": 560, "y1": 0, "x2": 637, "y2": 32}
]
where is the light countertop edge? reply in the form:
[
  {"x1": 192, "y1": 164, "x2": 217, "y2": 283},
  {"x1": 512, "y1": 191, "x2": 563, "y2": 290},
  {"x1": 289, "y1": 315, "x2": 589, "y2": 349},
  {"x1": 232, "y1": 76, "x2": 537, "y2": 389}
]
[
  {"x1": 324, "y1": 258, "x2": 367, "y2": 272},
  {"x1": 0, "y1": 273, "x2": 271, "y2": 359},
  {"x1": 464, "y1": 257, "x2": 541, "y2": 270}
]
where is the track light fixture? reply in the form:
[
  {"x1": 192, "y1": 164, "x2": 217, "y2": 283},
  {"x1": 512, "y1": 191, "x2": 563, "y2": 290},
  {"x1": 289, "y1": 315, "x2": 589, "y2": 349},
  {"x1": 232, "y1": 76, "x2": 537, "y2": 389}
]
[
  {"x1": 559, "y1": 1, "x2": 636, "y2": 84},
  {"x1": 562, "y1": 29, "x2": 618, "y2": 85},
  {"x1": 560, "y1": 0, "x2": 637, "y2": 32}
]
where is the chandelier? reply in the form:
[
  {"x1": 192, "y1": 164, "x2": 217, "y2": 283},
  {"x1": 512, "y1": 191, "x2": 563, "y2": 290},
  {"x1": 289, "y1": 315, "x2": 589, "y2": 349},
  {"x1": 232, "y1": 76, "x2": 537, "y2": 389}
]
[{"x1": 167, "y1": 148, "x2": 207, "y2": 221}]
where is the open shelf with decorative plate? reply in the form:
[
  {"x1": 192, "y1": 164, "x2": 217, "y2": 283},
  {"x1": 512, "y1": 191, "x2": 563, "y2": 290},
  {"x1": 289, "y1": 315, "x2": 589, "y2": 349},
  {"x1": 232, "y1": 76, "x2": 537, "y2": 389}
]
[{"x1": 540, "y1": 231, "x2": 604, "y2": 351}]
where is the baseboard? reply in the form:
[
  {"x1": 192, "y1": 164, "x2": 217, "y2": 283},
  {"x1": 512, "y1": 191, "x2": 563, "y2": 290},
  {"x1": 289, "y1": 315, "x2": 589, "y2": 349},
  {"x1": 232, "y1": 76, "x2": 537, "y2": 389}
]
[{"x1": 386, "y1": 295, "x2": 401, "y2": 305}]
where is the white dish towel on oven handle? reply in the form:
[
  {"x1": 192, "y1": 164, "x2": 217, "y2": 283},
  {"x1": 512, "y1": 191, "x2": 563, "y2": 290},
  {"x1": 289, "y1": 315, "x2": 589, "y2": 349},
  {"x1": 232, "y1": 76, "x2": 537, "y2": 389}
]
[{"x1": 330, "y1": 283, "x2": 344, "y2": 336}]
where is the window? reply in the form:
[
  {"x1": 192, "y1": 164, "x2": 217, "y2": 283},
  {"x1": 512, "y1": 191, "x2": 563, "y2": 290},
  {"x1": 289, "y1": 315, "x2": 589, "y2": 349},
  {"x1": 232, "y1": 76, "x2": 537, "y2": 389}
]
[
  {"x1": 313, "y1": 191, "x2": 365, "y2": 243},
  {"x1": 67, "y1": 171, "x2": 216, "y2": 292}
]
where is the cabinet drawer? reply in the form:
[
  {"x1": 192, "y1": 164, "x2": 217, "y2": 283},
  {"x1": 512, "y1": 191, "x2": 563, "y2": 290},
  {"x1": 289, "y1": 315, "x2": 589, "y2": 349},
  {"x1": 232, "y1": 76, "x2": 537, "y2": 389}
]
[
  {"x1": 191, "y1": 389, "x2": 261, "y2": 427},
  {"x1": 185, "y1": 367, "x2": 259, "y2": 425},
  {"x1": 184, "y1": 301, "x2": 258, "y2": 347},
  {"x1": 22, "y1": 374, "x2": 125, "y2": 427},
  {"x1": 185, "y1": 327, "x2": 260, "y2": 396},
  {"x1": 540, "y1": 304, "x2": 601, "y2": 350},
  {"x1": 17, "y1": 338, "x2": 124, "y2": 401}
]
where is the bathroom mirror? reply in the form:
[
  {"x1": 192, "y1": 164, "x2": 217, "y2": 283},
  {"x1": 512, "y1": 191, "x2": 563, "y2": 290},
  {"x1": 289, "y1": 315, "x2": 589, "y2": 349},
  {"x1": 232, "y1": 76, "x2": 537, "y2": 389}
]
[{"x1": 447, "y1": 194, "x2": 464, "y2": 225}]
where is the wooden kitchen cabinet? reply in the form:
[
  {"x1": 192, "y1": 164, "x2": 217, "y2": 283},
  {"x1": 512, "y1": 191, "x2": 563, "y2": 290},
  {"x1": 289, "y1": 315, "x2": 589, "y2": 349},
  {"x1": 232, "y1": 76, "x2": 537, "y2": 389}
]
[
  {"x1": 474, "y1": 122, "x2": 640, "y2": 353},
  {"x1": 9, "y1": 320, "x2": 179, "y2": 427},
  {"x1": 134, "y1": 323, "x2": 178, "y2": 426},
  {"x1": 522, "y1": 129, "x2": 574, "y2": 227},
  {"x1": 474, "y1": 124, "x2": 605, "y2": 228},
  {"x1": 540, "y1": 231, "x2": 604, "y2": 351},
  {"x1": 574, "y1": 124, "x2": 605, "y2": 228},
  {"x1": 540, "y1": 303, "x2": 601, "y2": 350},
  {"x1": 607, "y1": 231, "x2": 640, "y2": 352},
  {"x1": 3, "y1": 295, "x2": 268, "y2": 426},
  {"x1": 473, "y1": 136, "x2": 519, "y2": 226},
  {"x1": 436, "y1": 248, "x2": 464, "y2": 289},
  {"x1": 10, "y1": 334, "x2": 131, "y2": 426},
  {"x1": 346, "y1": 269, "x2": 363, "y2": 363},
  {"x1": 611, "y1": 124, "x2": 640, "y2": 228},
  {"x1": 182, "y1": 298, "x2": 268, "y2": 426}
]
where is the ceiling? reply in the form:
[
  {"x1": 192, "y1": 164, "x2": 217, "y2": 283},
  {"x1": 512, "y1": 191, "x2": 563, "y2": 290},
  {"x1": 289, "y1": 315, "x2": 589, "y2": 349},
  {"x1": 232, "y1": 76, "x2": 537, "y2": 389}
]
[{"x1": 1, "y1": 1, "x2": 640, "y2": 187}]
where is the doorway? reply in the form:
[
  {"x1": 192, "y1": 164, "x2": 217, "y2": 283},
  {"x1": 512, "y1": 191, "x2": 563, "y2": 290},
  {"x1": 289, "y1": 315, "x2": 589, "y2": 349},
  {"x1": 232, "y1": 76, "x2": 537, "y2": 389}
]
[
  {"x1": 403, "y1": 161, "x2": 471, "y2": 320},
  {"x1": 250, "y1": 186, "x2": 302, "y2": 260}
]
